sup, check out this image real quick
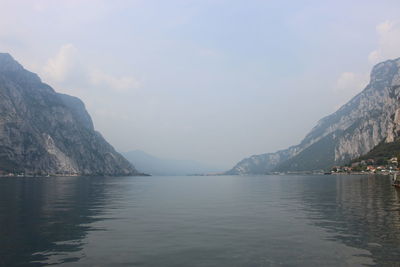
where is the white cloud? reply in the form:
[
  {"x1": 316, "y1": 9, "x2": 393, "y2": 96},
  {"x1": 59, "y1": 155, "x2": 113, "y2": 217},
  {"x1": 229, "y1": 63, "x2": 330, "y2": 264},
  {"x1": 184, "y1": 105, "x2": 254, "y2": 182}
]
[
  {"x1": 42, "y1": 44, "x2": 140, "y2": 93},
  {"x1": 43, "y1": 44, "x2": 78, "y2": 82},
  {"x1": 334, "y1": 72, "x2": 369, "y2": 93},
  {"x1": 332, "y1": 72, "x2": 369, "y2": 111},
  {"x1": 89, "y1": 69, "x2": 141, "y2": 92},
  {"x1": 369, "y1": 20, "x2": 400, "y2": 64},
  {"x1": 332, "y1": 20, "x2": 400, "y2": 111}
]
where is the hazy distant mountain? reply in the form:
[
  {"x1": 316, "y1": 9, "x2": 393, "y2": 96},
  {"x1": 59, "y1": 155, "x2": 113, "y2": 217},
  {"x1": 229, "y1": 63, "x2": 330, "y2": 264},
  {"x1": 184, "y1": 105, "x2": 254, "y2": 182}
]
[
  {"x1": 123, "y1": 150, "x2": 221, "y2": 175},
  {"x1": 227, "y1": 57, "x2": 400, "y2": 174},
  {"x1": 0, "y1": 53, "x2": 138, "y2": 176}
]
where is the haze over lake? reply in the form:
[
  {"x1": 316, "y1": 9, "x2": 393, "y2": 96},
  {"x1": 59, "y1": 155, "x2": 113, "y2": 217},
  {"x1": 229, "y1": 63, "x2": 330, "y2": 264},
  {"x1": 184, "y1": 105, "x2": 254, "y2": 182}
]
[
  {"x1": 1, "y1": 175, "x2": 399, "y2": 266},
  {"x1": 3, "y1": 1, "x2": 400, "y2": 169},
  {"x1": 2, "y1": 1, "x2": 400, "y2": 266}
]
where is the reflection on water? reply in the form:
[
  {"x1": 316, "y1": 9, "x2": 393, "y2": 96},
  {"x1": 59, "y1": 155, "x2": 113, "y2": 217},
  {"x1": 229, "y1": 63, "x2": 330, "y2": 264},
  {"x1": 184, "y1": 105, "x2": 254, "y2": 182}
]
[
  {"x1": 0, "y1": 177, "x2": 112, "y2": 266},
  {"x1": 0, "y1": 175, "x2": 399, "y2": 266},
  {"x1": 297, "y1": 175, "x2": 400, "y2": 265}
]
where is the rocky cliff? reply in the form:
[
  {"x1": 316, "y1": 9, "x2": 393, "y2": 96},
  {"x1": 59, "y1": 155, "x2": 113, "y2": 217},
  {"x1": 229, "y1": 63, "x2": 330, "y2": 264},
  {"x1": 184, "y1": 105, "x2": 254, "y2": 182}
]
[
  {"x1": 0, "y1": 53, "x2": 138, "y2": 176},
  {"x1": 227, "y1": 57, "x2": 400, "y2": 174}
]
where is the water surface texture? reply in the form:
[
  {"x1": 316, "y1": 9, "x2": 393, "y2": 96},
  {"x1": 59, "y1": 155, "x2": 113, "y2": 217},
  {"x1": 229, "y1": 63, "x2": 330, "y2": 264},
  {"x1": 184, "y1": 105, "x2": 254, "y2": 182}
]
[{"x1": 1, "y1": 175, "x2": 400, "y2": 266}]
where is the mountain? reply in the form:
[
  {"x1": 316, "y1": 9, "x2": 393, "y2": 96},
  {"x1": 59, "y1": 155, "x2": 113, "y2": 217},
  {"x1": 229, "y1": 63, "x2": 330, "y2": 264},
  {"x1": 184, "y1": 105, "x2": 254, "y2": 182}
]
[
  {"x1": 227, "y1": 57, "x2": 400, "y2": 174},
  {"x1": 123, "y1": 150, "x2": 221, "y2": 175},
  {"x1": 0, "y1": 53, "x2": 138, "y2": 176}
]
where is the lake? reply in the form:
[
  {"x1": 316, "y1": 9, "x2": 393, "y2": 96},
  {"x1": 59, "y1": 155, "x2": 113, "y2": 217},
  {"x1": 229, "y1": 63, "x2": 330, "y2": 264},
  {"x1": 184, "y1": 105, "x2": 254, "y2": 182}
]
[{"x1": 0, "y1": 175, "x2": 400, "y2": 266}]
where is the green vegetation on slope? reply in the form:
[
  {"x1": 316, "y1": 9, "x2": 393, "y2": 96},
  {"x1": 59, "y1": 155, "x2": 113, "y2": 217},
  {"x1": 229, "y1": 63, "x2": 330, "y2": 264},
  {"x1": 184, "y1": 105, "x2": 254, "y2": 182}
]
[
  {"x1": 273, "y1": 133, "x2": 337, "y2": 172},
  {"x1": 354, "y1": 139, "x2": 400, "y2": 165}
]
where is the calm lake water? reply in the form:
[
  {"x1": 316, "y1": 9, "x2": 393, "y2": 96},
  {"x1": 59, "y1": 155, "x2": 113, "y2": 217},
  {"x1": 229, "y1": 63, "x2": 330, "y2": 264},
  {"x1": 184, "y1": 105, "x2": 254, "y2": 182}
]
[{"x1": 1, "y1": 175, "x2": 400, "y2": 266}]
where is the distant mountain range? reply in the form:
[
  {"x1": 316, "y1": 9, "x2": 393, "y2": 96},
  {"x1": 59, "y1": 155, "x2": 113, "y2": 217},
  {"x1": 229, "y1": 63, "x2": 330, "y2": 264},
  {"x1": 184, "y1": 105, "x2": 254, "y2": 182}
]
[
  {"x1": 0, "y1": 53, "x2": 138, "y2": 176},
  {"x1": 227, "y1": 57, "x2": 400, "y2": 175},
  {"x1": 5, "y1": 51, "x2": 400, "y2": 177},
  {"x1": 122, "y1": 150, "x2": 221, "y2": 176}
]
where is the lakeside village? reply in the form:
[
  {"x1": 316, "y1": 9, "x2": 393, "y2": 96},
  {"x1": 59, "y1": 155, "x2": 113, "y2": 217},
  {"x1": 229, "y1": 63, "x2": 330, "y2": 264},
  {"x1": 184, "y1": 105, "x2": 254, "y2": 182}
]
[
  {"x1": 2, "y1": 157, "x2": 400, "y2": 177},
  {"x1": 0, "y1": 170, "x2": 80, "y2": 177},
  {"x1": 330, "y1": 157, "x2": 400, "y2": 175}
]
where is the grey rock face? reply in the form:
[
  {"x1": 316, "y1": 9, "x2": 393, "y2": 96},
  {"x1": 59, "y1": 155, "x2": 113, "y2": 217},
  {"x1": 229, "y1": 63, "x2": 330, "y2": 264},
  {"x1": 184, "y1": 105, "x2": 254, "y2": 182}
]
[
  {"x1": 227, "y1": 57, "x2": 400, "y2": 174},
  {"x1": 0, "y1": 53, "x2": 138, "y2": 176},
  {"x1": 225, "y1": 148, "x2": 296, "y2": 175}
]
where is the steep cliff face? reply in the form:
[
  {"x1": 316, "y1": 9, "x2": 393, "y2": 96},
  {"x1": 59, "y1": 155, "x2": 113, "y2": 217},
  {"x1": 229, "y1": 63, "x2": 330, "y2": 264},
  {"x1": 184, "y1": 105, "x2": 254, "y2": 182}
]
[
  {"x1": 227, "y1": 57, "x2": 400, "y2": 174},
  {"x1": 0, "y1": 53, "x2": 138, "y2": 176}
]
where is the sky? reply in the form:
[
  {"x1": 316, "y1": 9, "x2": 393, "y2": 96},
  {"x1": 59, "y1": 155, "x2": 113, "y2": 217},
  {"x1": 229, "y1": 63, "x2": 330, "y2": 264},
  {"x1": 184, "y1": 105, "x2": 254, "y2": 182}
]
[{"x1": 1, "y1": 0, "x2": 400, "y2": 169}]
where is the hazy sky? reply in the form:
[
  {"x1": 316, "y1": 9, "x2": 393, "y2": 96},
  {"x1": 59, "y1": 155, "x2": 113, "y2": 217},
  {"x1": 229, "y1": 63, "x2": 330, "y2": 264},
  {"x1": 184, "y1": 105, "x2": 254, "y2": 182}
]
[{"x1": 1, "y1": 0, "x2": 400, "y2": 169}]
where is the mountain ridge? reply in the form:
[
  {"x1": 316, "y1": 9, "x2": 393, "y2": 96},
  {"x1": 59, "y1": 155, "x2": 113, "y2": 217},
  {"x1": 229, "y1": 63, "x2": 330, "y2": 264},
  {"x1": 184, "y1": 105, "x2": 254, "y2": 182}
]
[
  {"x1": 227, "y1": 57, "x2": 400, "y2": 174},
  {"x1": 0, "y1": 53, "x2": 139, "y2": 176}
]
